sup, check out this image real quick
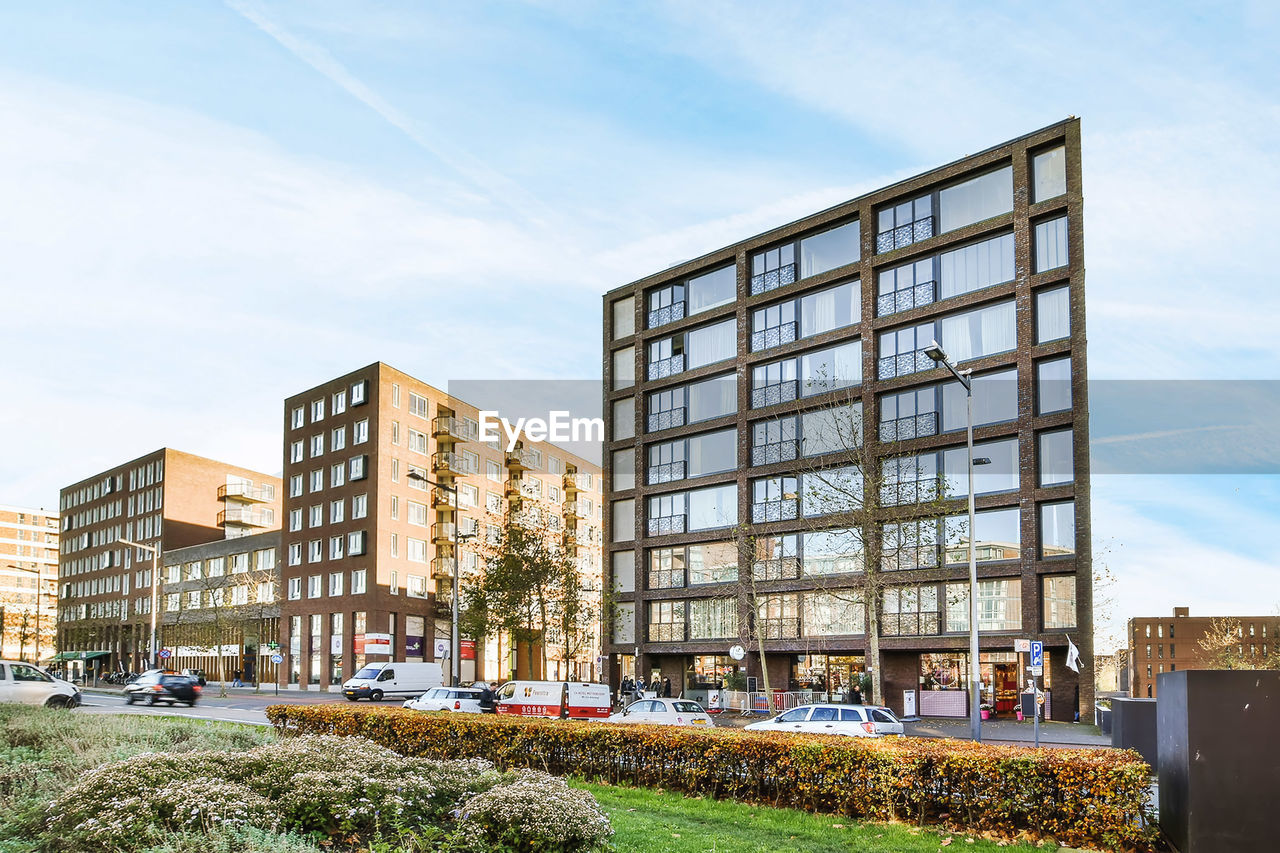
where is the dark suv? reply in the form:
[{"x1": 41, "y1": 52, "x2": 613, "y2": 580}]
[{"x1": 123, "y1": 672, "x2": 201, "y2": 706}]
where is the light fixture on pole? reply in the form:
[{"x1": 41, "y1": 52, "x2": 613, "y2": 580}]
[
  {"x1": 923, "y1": 340, "x2": 985, "y2": 743},
  {"x1": 406, "y1": 470, "x2": 469, "y2": 687},
  {"x1": 6, "y1": 565, "x2": 52, "y2": 664},
  {"x1": 116, "y1": 539, "x2": 160, "y2": 670}
]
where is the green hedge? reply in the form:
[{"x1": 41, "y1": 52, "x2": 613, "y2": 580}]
[{"x1": 265, "y1": 704, "x2": 1157, "y2": 850}]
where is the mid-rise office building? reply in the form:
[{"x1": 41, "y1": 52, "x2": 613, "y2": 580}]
[
  {"x1": 279, "y1": 363, "x2": 602, "y2": 690},
  {"x1": 0, "y1": 504, "x2": 60, "y2": 662},
  {"x1": 603, "y1": 120, "x2": 1091, "y2": 721},
  {"x1": 56, "y1": 450, "x2": 280, "y2": 675},
  {"x1": 1129, "y1": 607, "x2": 1279, "y2": 698}
]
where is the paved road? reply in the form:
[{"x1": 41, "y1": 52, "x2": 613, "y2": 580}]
[{"x1": 74, "y1": 685, "x2": 351, "y2": 726}]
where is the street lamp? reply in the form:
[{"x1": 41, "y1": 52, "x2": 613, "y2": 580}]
[
  {"x1": 405, "y1": 470, "x2": 470, "y2": 687},
  {"x1": 6, "y1": 565, "x2": 53, "y2": 663},
  {"x1": 923, "y1": 340, "x2": 984, "y2": 743},
  {"x1": 116, "y1": 539, "x2": 160, "y2": 670}
]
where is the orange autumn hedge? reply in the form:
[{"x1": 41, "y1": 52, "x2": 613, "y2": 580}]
[{"x1": 265, "y1": 704, "x2": 1157, "y2": 850}]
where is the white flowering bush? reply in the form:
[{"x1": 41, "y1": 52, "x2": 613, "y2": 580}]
[
  {"x1": 450, "y1": 770, "x2": 613, "y2": 853},
  {"x1": 150, "y1": 778, "x2": 276, "y2": 834}
]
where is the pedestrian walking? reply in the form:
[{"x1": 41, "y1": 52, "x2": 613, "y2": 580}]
[
  {"x1": 478, "y1": 681, "x2": 497, "y2": 714},
  {"x1": 662, "y1": 677, "x2": 672, "y2": 698},
  {"x1": 850, "y1": 684, "x2": 863, "y2": 705}
]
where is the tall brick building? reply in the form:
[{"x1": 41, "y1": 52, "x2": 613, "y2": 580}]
[
  {"x1": 1129, "y1": 607, "x2": 1280, "y2": 698},
  {"x1": 603, "y1": 119, "x2": 1091, "y2": 721},
  {"x1": 0, "y1": 504, "x2": 60, "y2": 662}
]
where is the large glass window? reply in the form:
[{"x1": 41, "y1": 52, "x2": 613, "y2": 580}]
[
  {"x1": 1039, "y1": 501, "x2": 1075, "y2": 558},
  {"x1": 946, "y1": 579, "x2": 1022, "y2": 632},
  {"x1": 1033, "y1": 146, "x2": 1067, "y2": 202},
  {"x1": 938, "y1": 166, "x2": 1013, "y2": 233},
  {"x1": 1037, "y1": 358, "x2": 1072, "y2": 414},
  {"x1": 688, "y1": 484, "x2": 737, "y2": 531},
  {"x1": 688, "y1": 429, "x2": 737, "y2": 477},
  {"x1": 648, "y1": 601, "x2": 686, "y2": 642},
  {"x1": 686, "y1": 319, "x2": 736, "y2": 369},
  {"x1": 612, "y1": 448, "x2": 635, "y2": 491},
  {"x1": 687, "y1": 374, "x2": 737, "y2": 423},
  {"x1": 942, "y1": 437, "x2": 1019, "y2": 498},
  {"x1": 800, "y1": 220, "x2": 860, "y2": 278},
  {"x1": 612, "y1": 347, "x2": 634, "y2": 390},
  {"x1": 1043, "y1": 575, "x2": 1077, "y2": 629},
  {"x1": 648, "y1": 548, "x2": 685, "y2": 589},
  {"x1": 689, "y1": 598, "x2": 738, "y2": 639},
  {"x1": 803, "y1": 591, "x2": 864, "y2": 636},
  {"x1": 799, "y1": 280, "x2": 860, "y2": 337},
  {"x1": 801, "y1": 403, "x2": 862, "y2": 457},
  {"x1": 938, "y1": 300, "x2": 1016, "y2": 362},
  {"x1": 800, "y1": 340, "x2": 861, "y2": 396},
  {"x1": 612, "y1": 296, "x2": 635, "y2": 339},
  {"x1": 881, "y1": 518, "x2": 939, "y2": 571},
  {"x1": 611, "y1": 499, "x2": 635, "y2": 542},
  {"x1": 612, "y1": 397, "x2": 634, "y2": 441},
  {"x1": 802, "y1": 528, "x2": 863, "y2": 575},
  {"x1": 687, "y1": 266, "x2": 736, "y2": 315},
  {"x1": 944, "y1": 507, "x2": 1021, "y2": 564},
  {"x1": 876, "y1": 194, "x2": 933, "y2": 253},
  {"x1": 941, "y1": 368, "x2": 1018, "y2": 432},
  {"x1": 801, "y1": 465, "x2": 863, "y2": 517},
  {"x1": 755, "y1": 593, "x2": 800, "y2": 639},
  {"x1": 1036, "y1": 286, "x2": 1070, "y2": 343},
  {"x1": 939, "y1": 233, "x2": 1015, "y2": 300},
  {"x1": 688, "y1": 542, "x2": 738, "y2": 584},
  {"x1": 1035, "y1": 216, "x2": 1069, "y2": 272},
  {"x1": 1039, "y1": 429, "x2": 1074, "y2": 486},
  {"x1": 882, "y1": 585, "x2": 940, "y2": 636}
]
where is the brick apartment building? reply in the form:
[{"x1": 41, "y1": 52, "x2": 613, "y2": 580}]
[
  {"x1": 1129, "y1": 607, "x2": 1280, "y2": 698},
  {"x1": 0, "y1": 504, "x2": 60, "y2": 662},
  {"x1": 56, "y1": 449, "x2": 281, "y2": 676},
  {"x1": 278, "y1": 362, "x2": 602, "y2": 691},
  {"x1": 603, "y1": 119, "x2": 1091, "y2": 721}
]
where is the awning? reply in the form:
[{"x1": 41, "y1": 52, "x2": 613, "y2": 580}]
[{"x1": 50, "y1": 651, "x2": 111, "y2": 662}]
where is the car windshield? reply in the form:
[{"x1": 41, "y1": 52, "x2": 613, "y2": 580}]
[
  {"x1": 353, "y1": 666, "x2": 383, "y2": 679},
  {"x1": 871, "y1": 708, "x2": 898, "y2": 723},
  {"x1": 672, "y1": 701, "x2": 703, "y2": 714}
]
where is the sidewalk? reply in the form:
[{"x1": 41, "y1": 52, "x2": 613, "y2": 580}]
[{"x1": 904, "y1": 715, "x2": 1109, "y2": 747}]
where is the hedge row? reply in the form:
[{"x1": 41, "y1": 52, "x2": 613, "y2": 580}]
[{"x1": 265, "y1": 704, "x2": 1158, "y2": 850}]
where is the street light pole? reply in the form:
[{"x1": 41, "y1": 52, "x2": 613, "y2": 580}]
[
  {"x1": 924, "y1": 341, "x2": 983, "y2": 743},
  {"x1": 7, "y1": 565, "x2": 52, "y2": 663},
  {"x1": 406, "y1": 471, "x2": 466, "y2": 687},
  {"x1": 116, "y1": 539, "x2": 159, "y2": 670}
]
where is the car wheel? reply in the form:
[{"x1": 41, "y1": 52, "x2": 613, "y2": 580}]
[
  {"x1": 370, "y1": 690, "x2": 383, "y2": 702},
  {"x1": 125, "y1": 695, "x2": 136, "y2": 705},
  {"x1": 187, "y1": 701, "x2": 196, "y2": 707},
  {"x1": 146, "y1": 694, "x2": 157, "y2": 706},
  {"x1": 45, "y1": 696, "x2": 69, "y2": 709}
]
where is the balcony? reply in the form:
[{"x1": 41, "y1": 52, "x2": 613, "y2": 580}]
[
  {"x1": 432, "y1": 487, "x2": 458, "y2": 510},
  {"x1": 877, "y1": 281, "x2": 937, "y2": 317},
  {"x1": 647, "y1": 300, "x2": 686, "y2": 329},
  {"x1": 878, "y1": 412, "x2": 939, "y2": 443},
  {"x1": 505, "y1": 478, "x2": 523, "y2": 499},
  {"x1": 563, "y1": 472, "x2": 593, "y2": 493},
  {"x1": 647, "y1": 460, "x2": 686, "y2": 485},
  {"x1": 752, "y1": 557, "x2": 801, "y2": 581},
  {"x1": 647, "y1": 353, "x2": 686, "y2": 382},
  {"x1": 562, "y1": 500, "x2": 585, "y2": 519},
  {"x1": 751, "y1": 440, "x2": 798, "y2": 467},
  {"x1": 647, "y1": 623, "x2": 686, "y2": 643},
  {"x1": 217, "y1": 483, "x2": 275, "y2": 503},
  {"x1": 750, "y1": 321, "x2": 797, "y2": 352},
  {"x1": 432, "y1": 416, "x2": 477, "y2": 442},
  {"x1": 875, "y1": 215, "x2": 934, "y2": 254},
  {"x1": 511, "y1": 509, "x2": 541, "y2": 529},
  {"x1": 757, "y1": 617, "x2": 801, "y2": 640},
  {"x1": 750, "y1": 263, "x2": 796, "y2": 296},
  {"x1": 648, "y1": 515, "x2": 686, "y2": 537},
  {"x1": 430, "y1": 557, "x2": 456, "y2": 581},
  {"x1": 751, "y1": 499, "x2": 798, "y2": 524},
  {"x1": 646, "y1": 407, "x2": 686, "y2": 433},
  {"x1": 432, "y1": 451, "x2": 475, "y2": 475},
  {"x1": 431, "y1": 522, "x2": 456, "y2": 544},
  {"x1": 217, "y1": 508, "x2": 275, "y2": 528},
  {"x1": 506, "y1": 447, "x2": 537, "y2": 471},
  {"x1": 751, "y1": 380, "x2": 798, "y2": 409}
]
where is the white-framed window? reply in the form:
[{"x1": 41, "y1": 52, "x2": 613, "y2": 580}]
[
  {"x1": 390, "y1": 532, "x2": 399, "y2": 557},
  {"x1": 408, "y1": 429, "x2": 428, "y2": 453},
  {"x1": 332, "y1": 426, "x2": 346, "y2": 451},
  {"x1": 289, "y1": 474, "x2": 303, "y2": 498},
  {"x1": 311, "y1": 399, "x2": 324, "y2": 423},
  {"x1": 290, "y1": 440, "x2": 304, "y2": 463},
  {"x1": 328, "y1": 571, "x2": 343, "y2": 596},
  {"x1": 308, "y1": 575, "x2": 321, "y2": 598},
  {"x1": 289, "y1": 508, "x2": 302, "y2": 532},
  {"x1": 408, "y1": 574, "x2": 426, "y2": 597},
  {"x1": 408, "y1": 501, "x2": 429, "y2": 527},
  {"x1": 351, "y1": 569, "x2": 367, "y2": 594},
  {"x1": 392, "y1": 421, "x2": 400, "y2": 445},
  {"x1": 391, "y1": 384, "x2": 400, "y2": 408},
  {"x1": 231, "y1": 585, "x2": 249, "y2": 606},
  {"x1": 332, "y1": 389, "x2": 347, "y2": 414},
  {"x1": 486, "y1": 460, "x2": 502, "y2": 482},
  {"x1": 350, "y1": 379, "x2": 368, "y2": 406},
  {"x1": 329, "y1": 536, "x2": 344, "y2": 560},
  {"x1": 308, "y1": 540, "x2": 322, "y2": 563},
  {"x1": 392, "y1": 458, "x2": 400, "y2": 482},
  {"x1": 288, "y1": 543, "x2": 302, "y2": 566},
  {"x1": 331, "y1": 462, "x2": 346, "y2": 487},
  {"x1": 353, "y1": 494, "x2": 368, "y2": 518},
  {"x1": 330, "y1": 499, "x2": 345, "y2": 523},
  {"x1": 230, "y1": 553, "x2": 248, "y2": 574},
  {"x1": 389, "y1": 570, "x2": 399, "y2": 595},
  {"x1": 347, "y1": 531, "x2": 367, "y2": 556},
  {"x1": 462, "y1": 449, "x2": 479, "y2": 473},
  {"x1": 350, "y1": 455, "x2": 367, "y2": 480},
  {"x1": 309, "y1": 470, "x2": 323, "y2": 493},
  {"x1": 409, "y1": 392, "x2": 429, "y2": 418},
  {"x1": 186, "y1": 590, "x2": 201, "y2": 609},
  {"x1": 291, "y1": 406, "x2": 305, "y2": 429},
  {"x1": 255, "y1": 549, "x2": 275, "y2": 570},
  {"x1": 407, "y1": 538, "x2": 427, "y2": 563},
  {"x1": 549, "y1": 456, "x2": 563, "y2": 475},
  {"x1": 310, "y1": 434, "x2": 324, "y2": 458},
  {"x1": 486, "y1": 491, "x2": 502, "y2": 513},
  {"x1": 459, "y1": 483, "x2": 479, "y2": 508},
  {"x1": 309, "y1": 504, "x2": 323, "y2": 528},
  {"x1": 355, "y1": 419, "x2": 369, "y2": 444}
]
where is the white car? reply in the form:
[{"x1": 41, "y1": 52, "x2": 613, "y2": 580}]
[
  {"x1": 403, "y1": 686, "x2": 484, "y2": 713},
  {"x1": 743, "y1": 703, "x2": 903, "y2": 737},
  {"x1": 605, "y1": 698, "x2": 715, "y2": 727},
  {"x1": 0, "y1": 660, "x2": 81, "y2": 708}
]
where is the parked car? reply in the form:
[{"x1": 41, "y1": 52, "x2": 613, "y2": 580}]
[
  {"x1": 495, "y1": 680, "x2": 612, "y2": 719},
  {"x1": 0, "y1": 660, "x2": 81, "y2": 708},
  {"x1": 743, "y1": 703, "x2": 903, "y2": 737},
  {"x1": 606, "y1": 698, "x2": 715, "y2": 727},
  {"x1": 342, "y1": 661, "x2": 444, "y2": 702},
  {"x1": 403, "y1": 686, "x2": 484, "y2": 713},
  {"x1": 123, "y1": 672, "x2": 201, "y2": 706}
]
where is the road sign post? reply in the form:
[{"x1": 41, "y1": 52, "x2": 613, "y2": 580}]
[{"x1": 270, "y1": 653, "x2": 284, "y2": 696}]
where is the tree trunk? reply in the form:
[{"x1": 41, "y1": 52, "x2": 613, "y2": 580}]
[{"x1": 867, "y1": 592, "x2": 883, "y2": 706}]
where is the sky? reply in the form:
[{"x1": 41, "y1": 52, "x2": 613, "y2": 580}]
[{"x1": 2, "y1": 1, "x2": 1278, "y2": 650}]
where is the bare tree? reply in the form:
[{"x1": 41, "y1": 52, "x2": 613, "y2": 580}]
[{"x1": 1198, "y1": 617, "x2": 1280, "y2": 671}]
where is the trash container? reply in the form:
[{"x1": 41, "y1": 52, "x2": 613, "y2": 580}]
[{"x1": 1096, "y1": 703, "x2": 1112, "y2": 735}]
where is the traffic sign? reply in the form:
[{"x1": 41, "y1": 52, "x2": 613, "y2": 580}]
[
  {"x1": 270, "y1": 653, "x2": 284, "y2": 665},
  {"x1": 1014, "y1": 639, "x2": 1031, "y2": 653},
  {"x1": 158, "y1": 649, "x2": 172, "y2": 660},
  {"x1": 1030, "y1": 665, "x2": 1043, "y2": 677},
  {"x1": 1030, "y1": 640, "x2": 1043, "y2": 669}
]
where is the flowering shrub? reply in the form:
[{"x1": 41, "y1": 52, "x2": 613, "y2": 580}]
[
  {"x1": 267, "y1": 704, "x2": 1158, "y2": 851},
  {"x1": 41, "y1": 734, "x2": 611, "y2": 852}
]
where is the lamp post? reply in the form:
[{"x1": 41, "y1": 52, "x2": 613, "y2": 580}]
[
  {"x1": 6, "y1": 565, "x2": 53, "y2": 663},
  {"x1": 923, "y1": 341, "x2": 986, "y2": 743},
  {"x1": 406, "y1": 470, "x2": 470, "y2": 687},
  {"x1": 116, "y1": 539, "x2": 159, "y2": 670}
]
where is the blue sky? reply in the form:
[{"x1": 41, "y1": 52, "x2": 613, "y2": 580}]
[{"x1": 2, "y1": 1, "x2": 1278, "y2": 649}]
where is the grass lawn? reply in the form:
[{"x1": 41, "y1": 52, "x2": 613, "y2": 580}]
[{"x1": 577, "y1": 781, "x2": 1044, "y2": 853}]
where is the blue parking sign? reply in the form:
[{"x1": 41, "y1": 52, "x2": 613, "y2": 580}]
[{"x1": 1030, "y1": 641, "x2": 1043, "y2": 668}]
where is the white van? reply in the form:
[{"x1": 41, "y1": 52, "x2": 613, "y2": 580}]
[
  {"x1": 342, "y1": 661, "x2": 443, "y2": 701},
  {"x1": 494, "y1": 680, "x2": 611, "y2": 719},
  {"x1": 0, "y1": 660, "x2": 81, "y2": 708}
]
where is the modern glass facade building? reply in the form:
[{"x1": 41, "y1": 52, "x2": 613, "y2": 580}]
[{"x1": 602, "y1": 119, "x2": 1091, "y2": 721}]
